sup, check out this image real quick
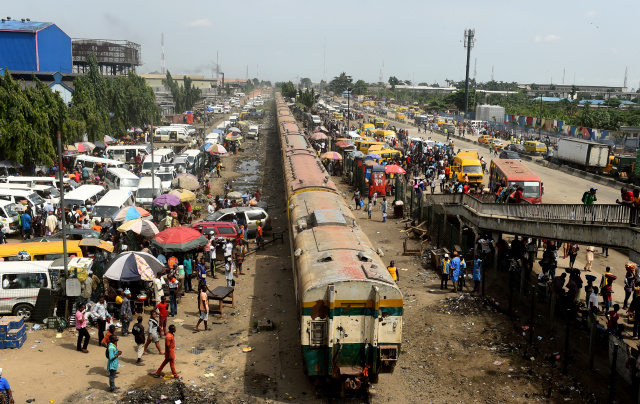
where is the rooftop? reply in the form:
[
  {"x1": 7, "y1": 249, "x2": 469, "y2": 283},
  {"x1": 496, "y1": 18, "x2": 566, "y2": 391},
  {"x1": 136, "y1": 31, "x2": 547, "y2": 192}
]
[{"x1": 0, "y1": 20, "x2": 53, "y2": 32}]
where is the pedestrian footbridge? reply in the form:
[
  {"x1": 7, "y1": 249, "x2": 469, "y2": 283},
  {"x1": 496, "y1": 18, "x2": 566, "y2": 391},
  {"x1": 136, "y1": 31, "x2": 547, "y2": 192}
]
[{"x1": 424, "y1": 194, "x2": 640, "y2": 261}]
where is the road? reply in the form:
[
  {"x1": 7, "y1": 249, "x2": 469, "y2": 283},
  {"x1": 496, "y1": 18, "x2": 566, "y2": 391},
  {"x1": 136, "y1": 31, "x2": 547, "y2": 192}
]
[{"x1": 364, "y1": 111, "x2": 634, "y2": 318}]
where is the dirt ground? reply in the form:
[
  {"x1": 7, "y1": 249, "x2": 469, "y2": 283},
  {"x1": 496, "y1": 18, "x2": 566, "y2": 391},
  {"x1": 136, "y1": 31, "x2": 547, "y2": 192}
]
[{"x1": 0, "y1": 110, "x2": 617, "y2": 403}]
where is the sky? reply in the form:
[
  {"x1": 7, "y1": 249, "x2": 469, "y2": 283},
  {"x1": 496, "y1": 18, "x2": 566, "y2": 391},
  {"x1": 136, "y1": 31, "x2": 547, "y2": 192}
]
[{"x1": 7, "y1": 0, "x2": 640, "y2": 89}]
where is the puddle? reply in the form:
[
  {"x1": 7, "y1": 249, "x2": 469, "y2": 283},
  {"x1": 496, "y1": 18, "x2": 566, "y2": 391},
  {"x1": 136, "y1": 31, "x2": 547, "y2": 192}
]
[{"x1": 234, "y1": 159, "x2": 261, "y2": 193}]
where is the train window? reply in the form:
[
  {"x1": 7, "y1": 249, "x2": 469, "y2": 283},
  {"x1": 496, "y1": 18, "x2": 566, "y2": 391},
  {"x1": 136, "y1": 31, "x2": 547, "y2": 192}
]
[{"x1": 310, "y1": 321, "x2": 327, "y2": 347}]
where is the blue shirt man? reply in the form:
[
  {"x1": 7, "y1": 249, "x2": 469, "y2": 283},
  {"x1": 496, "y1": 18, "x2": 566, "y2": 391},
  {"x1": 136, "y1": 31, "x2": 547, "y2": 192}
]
[
  {"x1": 156, "y1": 253, "x2": 167, "y2": 266},
  {"x1": 107, "y1": 338, "x2": 120, "y2": 392},
  {"x1": 450, "y1": 256, "x2": 461, "y2": 282},
  {"x1": 197, "y1": 260, "x2": 207, "y2": 286},
  {"x1": 21, "y1": 212, "x2": 31, "y2": 230},
  {"x1": 473, "y1": 258, "x2": 482, "y2": 281}
]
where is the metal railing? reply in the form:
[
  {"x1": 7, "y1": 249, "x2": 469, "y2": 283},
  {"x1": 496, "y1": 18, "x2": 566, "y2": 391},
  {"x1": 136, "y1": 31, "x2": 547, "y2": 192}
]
[{"x1": 425, "y1": 193, "x2": 632, "y2": 225}]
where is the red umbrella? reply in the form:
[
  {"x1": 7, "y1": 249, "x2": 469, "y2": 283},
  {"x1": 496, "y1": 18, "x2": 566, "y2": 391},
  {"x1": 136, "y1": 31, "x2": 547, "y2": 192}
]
[
  {"x1": 384, "y1": 165, "x2": 406, "y2": 174},
  {"x1": 334, "y1": 141, "x2": 350, "y2": 148},
  {"x1": 151, "y1": 227, "x2": 207, "y2": 252}
]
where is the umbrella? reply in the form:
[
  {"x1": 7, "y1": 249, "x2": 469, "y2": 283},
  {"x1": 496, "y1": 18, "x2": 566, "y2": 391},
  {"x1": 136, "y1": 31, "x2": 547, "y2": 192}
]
[
  {"x1": 229, "y1": 127, "x2": 242, "y2": 133},
  {"x1": 78, "y1": 238, "x2": 115, "y2": 252},
  {"x1": 349, "y1": 150, "x2": 364, "y2": 158},
  {"x1": 103, "y1": 252, "x2": 165, "y2": 282},
  {"x1": 152, "y1": 194, "x2": 181, "y2": 207},
  {"x1": 385, "y1": 165, "x2": 406, "y2": 174},
  {"x1": 206, "y1": 106, "x2": 214, "y2": 112},
  {"x1": 310, "y1": 132, "x2": 328, "y2": 141},
  {"x1": 170, "y1": 189, "x2": 196, "y2": 202},
  {"x1": 104, "y1": 135, "x2": 117, "y2": 144},
  {"x1": 226, "y1": 134, "x2": 242, "y2": 141},
  {"x1": 334, "y1": 141, "x2": 351, "y2": 148},
  {"x1": 75, "y1": 142, "x2": 95, "y2": 153},
  {"x1": 320, "y1": 151, "x2": 342, "y2": 161},
  {"x1": 365, "y1": 153, "x2": 381, "y2": 160},
  {"x1": 249, "y1": 199, "x2": 258, "y2": 206},
  {"x1": 208, "y1": 144, "x2": 227, "y2": 155},
  {"x1": 117, "y1": 218, "x2": 159, "y2": 237},
  {"x1": 152, "y1": 227, "x2": 208, "y2": 252},
  {"x1": 314, "y1": 126, "x2": 329, "y2": 133},
  {"x1": 227, "y1": 191, "x2": 242, "y2": 200},
  {"x1": 171, "y1": 174, "x2": 199, "y2": 191},
  {"x1": 93, "y1": 141, "x2": 107, "y2": 149},
  {"x1": 112, "y1": 206, "x2": 151, "y2": 222}
]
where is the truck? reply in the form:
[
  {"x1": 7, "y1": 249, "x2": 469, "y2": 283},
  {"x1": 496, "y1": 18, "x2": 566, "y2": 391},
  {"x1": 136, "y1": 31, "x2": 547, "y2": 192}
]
[
  {"x1": 551, "y1": 138, "x2": 610, "y2": 171},
  {"x1": 247, "y1": 125, "x2": 259, "y2": 140}
]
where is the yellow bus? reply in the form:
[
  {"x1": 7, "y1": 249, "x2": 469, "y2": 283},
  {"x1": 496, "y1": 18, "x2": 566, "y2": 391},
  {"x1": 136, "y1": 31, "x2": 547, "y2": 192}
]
[
  {"x1": 356, "y1": 140, "x2": 387, "y2": 153},
  {"x1": 523, "y1": 141, "x2": 547, "y2": 155},
  {"x1": 450, "y1": 155, "x2": 483, "y2": 185},
  {"x1": 0, "y1": 241, "x2": 84, "y2": 261}
]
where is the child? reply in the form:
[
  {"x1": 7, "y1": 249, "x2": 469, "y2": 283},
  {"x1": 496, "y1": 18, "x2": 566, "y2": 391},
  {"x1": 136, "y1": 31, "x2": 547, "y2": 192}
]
[{"x1": 367, "y1": 200, "x2": 373, "y2": 220}]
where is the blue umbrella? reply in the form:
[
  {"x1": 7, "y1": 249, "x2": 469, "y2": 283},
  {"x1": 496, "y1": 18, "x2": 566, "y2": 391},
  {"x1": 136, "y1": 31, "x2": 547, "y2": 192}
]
[
  {"x1": 366, "y1": 153, "x2": 382, "y2": 160},
  {"x1": 112, "y1": 206, "x2": 151, "y2": 222},
  {"x1": 206, "y1": 106, "x2": 214, "y2": 112}
]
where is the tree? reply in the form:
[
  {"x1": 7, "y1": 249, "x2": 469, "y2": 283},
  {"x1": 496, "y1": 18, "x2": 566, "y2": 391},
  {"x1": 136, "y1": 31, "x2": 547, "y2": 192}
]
[
  {"x1": 388, "y1": 76, "x2": 400, "y2": 91},
  {"x1": 162, "y1": 71, "x2": 202, "y2": 113},
  {"x1": 281, "y1": 81, "x2": 297, "y2": 98},
  {"x1": 0, "y1": 69, "x2": 83, "y2": 167},
  {"x1": 352, "y1": 79, "x2": 368, "y2": 95},
  {"x1": 299, "y1": 88, "x2": 318, "y2": 111},
  {"x1": 300, "y1": 77, "x2": 312, "y2": 89},
  {"x1": 252, "y1": 77, "x2": 260, "y2": 86},
  {"x1": 328, "y1": 72, "x2": 352, "y2": 94},
  {"x1": 530, "y1": 83, "x2": 539, "y2": 90}
]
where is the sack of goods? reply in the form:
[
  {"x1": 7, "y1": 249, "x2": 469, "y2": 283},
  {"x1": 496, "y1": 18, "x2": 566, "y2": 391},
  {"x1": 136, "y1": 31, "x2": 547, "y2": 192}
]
[{"x1": 0, "y1": 316, "x2": 27, "y2": 349}]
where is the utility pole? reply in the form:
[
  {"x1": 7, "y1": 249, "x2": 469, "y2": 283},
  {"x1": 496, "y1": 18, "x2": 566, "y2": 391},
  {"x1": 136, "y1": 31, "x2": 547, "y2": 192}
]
[{"x1": 463, "y1": 29, "x2": 475, "y2": 120}]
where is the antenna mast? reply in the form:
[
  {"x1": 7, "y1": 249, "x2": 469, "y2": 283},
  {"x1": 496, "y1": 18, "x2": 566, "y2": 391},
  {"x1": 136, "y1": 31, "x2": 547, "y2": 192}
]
[{"x1": 160, "y1": 33, "x2": 166, "y2": 74}]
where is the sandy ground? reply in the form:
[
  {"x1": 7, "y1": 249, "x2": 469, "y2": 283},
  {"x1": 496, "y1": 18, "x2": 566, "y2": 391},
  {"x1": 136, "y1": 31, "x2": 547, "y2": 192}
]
[{"x1": 0, "y1": 109, "x2": 625, "y2": 403}]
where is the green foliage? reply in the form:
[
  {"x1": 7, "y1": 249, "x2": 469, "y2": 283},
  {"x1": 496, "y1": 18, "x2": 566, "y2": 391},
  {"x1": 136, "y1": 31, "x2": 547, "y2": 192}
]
[
  {"x1": 300, "y1": 77, "x2": 312, "y2": 89},
  {"x1": 388, "y1": 76, "x2": 400, "y2": 91},
  {"x1": 281, "y1": 81, "x2": 297, "y2": 98},
  {"x1": 163, "y1": 71, "x2": 202, "y2": 113},
  {"x1": 0, "y1": 69, "x2": 83, "y2": 166},
  {"x1": 352, "y1": 80, "x2": 367, "y2": 95},
  {"x1": 298, "y1": 88, "x2": 318, "y2": 111},
  {"x1": 328, "y1": 72, "x2": 352, "y2": 94}
]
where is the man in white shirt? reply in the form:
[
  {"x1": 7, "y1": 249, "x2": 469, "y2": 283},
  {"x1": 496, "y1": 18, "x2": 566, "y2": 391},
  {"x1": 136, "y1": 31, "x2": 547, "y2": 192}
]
[
  {"x1": 45, "y1": 214, "x2": 58, "y2": 234},
  {"x1": 207, "y1": 202, "x2": 214, "y2": 215}
]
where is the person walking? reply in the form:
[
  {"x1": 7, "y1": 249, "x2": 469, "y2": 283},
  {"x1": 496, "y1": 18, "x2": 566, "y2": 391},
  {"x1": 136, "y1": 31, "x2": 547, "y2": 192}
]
[
  {"x1": 472, "y1": 255, "x2": 482, "y2": 294},
  {"x1": 440, "y1": 254, "x2": 451, "y2": 290},
  {"x1": 107, "y1": 335, "x2": 121, "y2": 392},
  {"x1": 168, "y1": 276, "x2": 179, "y2": 316},
  {"x1": 0, "y1": 368, "x2": 15, "y2": 404},
  {"x1": 381, "y1": 197, "x2": 388, "y2": 222},
  {"x1": 583, "y1": 246, "x2": 595, "y2": 271},
  {"x1": 352, "y1": 189, "x2": 361, "y2": 210},
  {"x1": 194, "y1": 283, "x2": 209, "y2": 332},
  {"x1": 567, "y1": 244, "x2": 579, "y2": 269},
  {"x1": 156, "y1": 296, "x2": 169, "y2": 337},
  {"x1": 196, "y1": 257, "x2": 207, "y2": 287},
  {"x1": 183, "y1": 254, "x2": 193, "y2": 293},
  {"x1": 367, "y1": 200, "x2": 373, "y2": 220},
  {"x1": 131, "y1": 316, "x2": 145, "y2": 366},
  {"x1": 387, "y1": 261, "x2": 398, "y2": 282},
  {"x1": 225, "y1": 259, "x2": 234, "y2": 288},
  {"x1": 143, "y1": 311, "x2": 163, "y2": 355},
  {"x1": 120, "y1": 290, "x2": 132, "y2": 336},
  {"x1": 75, "y1": 303, "x2": 90, "y2": 353},
  {"x1": 90, "y1": 296, "x2": 109, "y2": 346},
  {"x1": 450, "y1": 252, "x2": 462, "y2": 292},
  {"x1": 151, "y1": 324, "x2": 181, "y2": 380},
  {"x1": 582, "y1": 187, "x2": 597, "y2": 224},
  {"x1": 256, "y1": 222, "x2": 265, "y2": 250},
  {"x1": 21, "y1": 210, "x2": 32, "y2": 240}
]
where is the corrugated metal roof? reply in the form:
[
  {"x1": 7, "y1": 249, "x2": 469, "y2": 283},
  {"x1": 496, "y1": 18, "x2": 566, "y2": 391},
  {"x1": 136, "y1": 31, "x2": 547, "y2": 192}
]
[{"x1": 0, "y1": 20, "x2": 52, "y2": 32}]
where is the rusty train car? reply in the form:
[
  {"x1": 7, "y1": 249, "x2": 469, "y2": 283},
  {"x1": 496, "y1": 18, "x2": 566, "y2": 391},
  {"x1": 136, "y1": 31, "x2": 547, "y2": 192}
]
[{"x1": 275, "y1": 93, "x2": 402, "y2": 391}]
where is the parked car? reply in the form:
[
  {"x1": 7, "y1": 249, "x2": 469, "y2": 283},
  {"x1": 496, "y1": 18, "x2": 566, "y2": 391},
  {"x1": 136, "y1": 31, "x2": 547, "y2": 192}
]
[
  {"x1": 204, "y1": 207, "x2": 271, "y2": 236},
  {"x1": 190, "y1": 221, "x2": 238, "y2": 240},
  {"x1": 499, "y1": 151, "x2": 521, "y2": 160},
  {"x1": 505, "y1": 143, "x2": 527, "y2": 153}
]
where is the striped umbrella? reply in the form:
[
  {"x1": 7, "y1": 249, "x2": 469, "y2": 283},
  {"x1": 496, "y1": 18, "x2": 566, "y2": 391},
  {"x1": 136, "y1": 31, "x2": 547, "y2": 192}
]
[
  {"x1": 207, "y1": 144, "x2": 227, "y2": 155},
  {"x1": 112, "y1": 206, "x2": 151, "y2": 222},
  {"x1": 103, "y1": 252, "x2": 165, "y2": 282},
  {"x1": 117, "y1": 218, "x2": 159, "y2": 237},
  {"x1": 321, "y1": 151, "x2": 342, "y2": 161},
  {"x1": 170, "y1": 189, "x2": 196, "y2": 202}
]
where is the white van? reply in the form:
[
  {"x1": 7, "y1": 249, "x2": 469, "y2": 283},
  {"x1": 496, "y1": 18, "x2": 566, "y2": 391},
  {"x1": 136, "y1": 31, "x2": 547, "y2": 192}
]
[
  {"x1": 247, "y1": 125, "x2": 259, "y2": 139},
  {"x1": 0, "y1": 200, "x2": 20, "y2": 234},
  {"x1": 154, "y1": 126, "x2": 188, "y2": 143},
  {"x1": 105, "y1": 145, "x2": 151, "y2": 164},
  {"x1": 0, "y1": 183, "x2": 60, "y2": 207},
  {"x1": 205, "y1": 133, "x2": 221, "y2": 145},
  {"x1": 0, "y1": 189, "x2": 45, "y2": 210},
  {"x1": 156, "y1": 166, "x2": 177, "y2": 191},
  {"x1": 0, "y1": 261, "x2": 53, "y2": 320},
  {"x1": 4, "y1": 176, "x2": 61, "y2": 189},
  {"x1": 135, "y1": 176, "x2": 162, "y2": 208},
  {"x1": 104, "y1": 168, "x2": 140, "y2": 193},
  {"x1": 92, "y1": 190, "x2": 135, "y2": 221},
  {"x1": 141, "y1": 149, "x2": 174, "y2": 174},
  {"x1": 74, "y1": 155, "x2": 125, "y2": 174},
  {"x1": 169, "y1": 123, "x2": 196, "y2": 135},
  {"x1": 64, "y1": 185, "x2": 105, "y2": 210},
  {"x1": 229, "y1": 115, "x2": 238, "y2": 125}
]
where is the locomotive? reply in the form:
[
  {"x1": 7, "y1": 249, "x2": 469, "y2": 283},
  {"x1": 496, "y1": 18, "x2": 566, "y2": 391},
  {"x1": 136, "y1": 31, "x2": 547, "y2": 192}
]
[{"x1": 275, "y1": 93, "x2": 403, "y2": 392}]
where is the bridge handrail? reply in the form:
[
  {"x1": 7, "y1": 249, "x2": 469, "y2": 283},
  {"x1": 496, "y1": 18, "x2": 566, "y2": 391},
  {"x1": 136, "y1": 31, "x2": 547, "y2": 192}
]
[{"x1": 425, "y1": 193, "x2": 632, "y2": 225}]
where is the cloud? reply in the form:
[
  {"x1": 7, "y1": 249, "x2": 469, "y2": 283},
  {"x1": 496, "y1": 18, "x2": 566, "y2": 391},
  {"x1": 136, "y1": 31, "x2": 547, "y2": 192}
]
[
  {"x1": 534, "y1": 34, "x2": 561, "y2": 43},
  {"x1": 185, "y1": 18, "x2": 212, "y2": 28},
  {"x1": 584, "y1": 11, "x2": 596, "y2": 18}
]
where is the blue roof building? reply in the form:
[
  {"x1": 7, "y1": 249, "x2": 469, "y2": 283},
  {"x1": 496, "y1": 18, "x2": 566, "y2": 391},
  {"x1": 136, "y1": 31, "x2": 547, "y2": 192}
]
[{"x1": 0, "y1": 20, "x2": 72, "y2": 73}]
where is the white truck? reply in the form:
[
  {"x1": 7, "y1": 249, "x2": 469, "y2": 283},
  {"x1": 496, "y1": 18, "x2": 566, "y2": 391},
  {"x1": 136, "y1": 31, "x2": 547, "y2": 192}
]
[
  {"x1": 552, "y1": 138, "x2": 611, "y2": 171},
  {"x1": 247, "y1": 125, "x2": 259, "y2": 140}
]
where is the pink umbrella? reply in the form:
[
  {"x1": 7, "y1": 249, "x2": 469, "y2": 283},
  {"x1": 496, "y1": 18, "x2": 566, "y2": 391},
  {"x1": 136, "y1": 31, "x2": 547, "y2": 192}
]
[
  {"x1": 75, "y1": 142, "x2": 95, "y2": 153},
  {"x1": 310, "y1": 132, "x2": 328, "y2": 141}
]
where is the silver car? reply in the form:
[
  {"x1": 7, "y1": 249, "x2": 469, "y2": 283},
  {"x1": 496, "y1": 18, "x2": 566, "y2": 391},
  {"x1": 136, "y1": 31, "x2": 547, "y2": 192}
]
[{"x1": 205, "y1": 207, "x2": 271, "y2": 235}]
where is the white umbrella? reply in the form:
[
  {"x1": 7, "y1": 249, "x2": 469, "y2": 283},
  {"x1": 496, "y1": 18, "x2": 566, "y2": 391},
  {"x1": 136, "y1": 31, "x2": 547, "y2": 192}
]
[{"x1": 229, "y1": 127, "x2": 242, "y2": 133}]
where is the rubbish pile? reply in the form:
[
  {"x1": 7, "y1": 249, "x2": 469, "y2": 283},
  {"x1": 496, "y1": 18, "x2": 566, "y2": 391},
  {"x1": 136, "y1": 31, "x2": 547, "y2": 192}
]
[{"x1": 121, "y1": 381, "x2": 216, "y2": 404}]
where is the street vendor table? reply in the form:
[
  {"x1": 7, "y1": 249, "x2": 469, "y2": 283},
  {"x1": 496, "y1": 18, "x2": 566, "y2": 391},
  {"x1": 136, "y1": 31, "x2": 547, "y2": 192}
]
[{"x1": 207, "y1": 286, "x2": 234, "y2": 316}]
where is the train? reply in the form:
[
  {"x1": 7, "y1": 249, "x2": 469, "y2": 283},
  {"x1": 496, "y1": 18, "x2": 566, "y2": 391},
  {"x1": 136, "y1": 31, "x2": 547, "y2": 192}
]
[{"x1": 274, "y1": 93, "x2": 403, "y2": 393}]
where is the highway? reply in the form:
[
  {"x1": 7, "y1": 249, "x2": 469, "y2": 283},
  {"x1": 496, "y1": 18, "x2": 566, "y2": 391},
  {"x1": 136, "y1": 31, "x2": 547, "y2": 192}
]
[{"x1": 363, "y1": 110, "x2": 634, "y2": 312}]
